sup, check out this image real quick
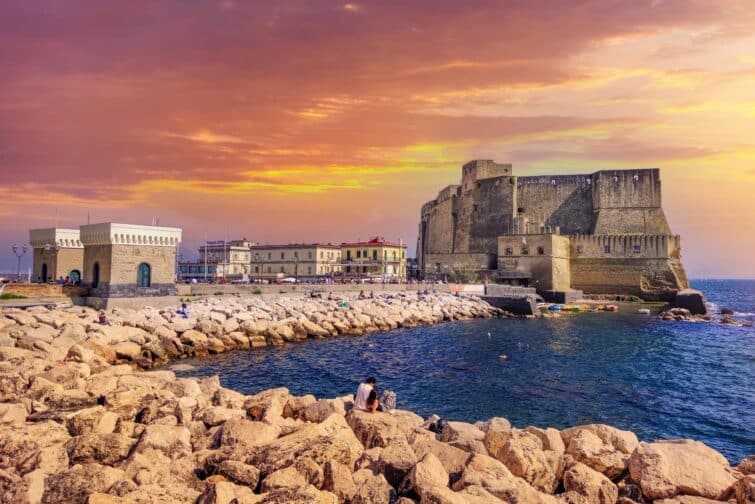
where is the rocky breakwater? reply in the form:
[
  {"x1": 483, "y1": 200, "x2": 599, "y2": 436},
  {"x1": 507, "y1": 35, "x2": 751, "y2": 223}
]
[
  {"x1": 0, "y1": 341, "x2": 753, "y2": 504},
  {"x1": 0, "y1": 293, "x2": 506, "y2": 371}
]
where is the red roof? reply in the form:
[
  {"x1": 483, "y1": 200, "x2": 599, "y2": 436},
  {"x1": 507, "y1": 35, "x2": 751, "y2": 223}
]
[{"x1": 340, "y1": 236, "x2": 406, "y2": 248}]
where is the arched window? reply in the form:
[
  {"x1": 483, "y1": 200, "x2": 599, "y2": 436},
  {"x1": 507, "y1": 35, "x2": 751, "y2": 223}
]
[
  {"x1": 41, "y1": 263, "x2": 48, "y2": 283},
  {"x1": 137, "y1": 263, "x2": 151, "y2": 287},
  {"x1": 69, "y1": 270, "x2": 81, "y2": 284},
  {"x1": 92, "y1": 262, "x2": 100, "y2": 288}
]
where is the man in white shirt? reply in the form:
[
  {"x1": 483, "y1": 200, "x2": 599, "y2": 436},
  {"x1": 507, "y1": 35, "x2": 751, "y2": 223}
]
[{"x1": 353, "y1": 377, "x2": 377, "y2": 411}]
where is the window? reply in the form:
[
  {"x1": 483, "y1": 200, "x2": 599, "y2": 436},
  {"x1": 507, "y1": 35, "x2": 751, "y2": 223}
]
[
  {"x1": 137, "y1": 263, "x2": 151, "y2": 288},
  {"x1": 356, "y1": 250, "x2": 361, "y2": 258},
  {"x1": 346, "y1": 250, "x2": 352, "y2": 260},
  {"x1": 308, "y1": 266, "x2": 312, "y2": 274},
  {"x1": 280, "y1": 266, "x2": 284, "y2": 273},
  {"x1": 308, "y1": 251, "x2": 312, "y2": 259},
  {"x1": 254, "y1": 266, "x2": 259, "y2": 273},
  {"x1": 267, "y1": 252, "x2": 271, "y2": 260},
  {"x1": 537, "y1": 246, "x2": 545, "y2": 255},
  {"x1": 320, "y1": 251, "x2": 323, "y2": 259},
  {"x1": 281, "y1": 252, "x2": 285, "y2": 260},
  {"x1": 632, "y1": 245, "x2": 641, "y2": 254},
  {"x1": 604, "y1": 245, "x2": 611, "y2": 254},
  {"x1": 504, "y1": 247, "x2": 513, "y2": 256},
  {"x1": 267, "y1": 267, "x2": 271, "y2": 273},
  {"x1": 576, "y1": 245, "x2": 584, "y2": 254},
  {"x1": 363, "y1": 249, "x2": 368, "y2": 258},
  {"x1": 372, "y1": 250, "x2": 377, "y2": 260},
  {"x1": 521, "y1": 247, "x2": 529, "y2": 255}
]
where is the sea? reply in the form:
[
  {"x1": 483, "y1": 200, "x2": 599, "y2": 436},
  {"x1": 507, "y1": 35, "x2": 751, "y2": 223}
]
[{"x1": 173, "y1": 279, "x2": 755, "y2": 463}]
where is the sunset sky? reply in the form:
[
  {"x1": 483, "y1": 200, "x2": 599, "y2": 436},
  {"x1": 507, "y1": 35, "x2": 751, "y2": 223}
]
[{"x1": 1, "y1": 0, "x2": 754, "y2": 278}]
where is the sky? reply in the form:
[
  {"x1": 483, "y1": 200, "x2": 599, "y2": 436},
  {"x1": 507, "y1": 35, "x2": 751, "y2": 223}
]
[{"x1": 1, "y1": 0, "x2": 754, "y2": 278}]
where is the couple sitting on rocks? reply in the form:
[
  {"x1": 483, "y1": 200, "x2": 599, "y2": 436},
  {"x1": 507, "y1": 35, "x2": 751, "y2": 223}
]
[{"x1": 354, "y1": 377, "x2": 396, "y2": 413}]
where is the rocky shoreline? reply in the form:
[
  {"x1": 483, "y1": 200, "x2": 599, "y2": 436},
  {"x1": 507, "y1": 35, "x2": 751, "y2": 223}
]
[{"x1": 0, "y1": 293, "x2": 753, "y2": 503}]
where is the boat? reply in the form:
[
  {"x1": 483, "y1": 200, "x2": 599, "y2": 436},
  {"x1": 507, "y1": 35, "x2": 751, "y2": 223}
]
[
  {"x1": 638, "y1": 308, "x2": 651, "y2": 315},
  {"x1": 605, "y1": 304, "x2": 619, "y2": 312},
  {"x1": 548, "y1": 304, "x2": 562, "y2": 311}
]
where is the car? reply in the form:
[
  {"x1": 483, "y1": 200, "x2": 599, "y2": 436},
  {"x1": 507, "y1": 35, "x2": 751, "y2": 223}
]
[{"x1": 280, "y1": 277, "x2": 297, "y2": 284}]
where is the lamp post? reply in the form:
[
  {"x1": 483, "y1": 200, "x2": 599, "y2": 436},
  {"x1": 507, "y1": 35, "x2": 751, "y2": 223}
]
[{"x1": 11, "y1": 244, "x2": 27, "y2": 281}]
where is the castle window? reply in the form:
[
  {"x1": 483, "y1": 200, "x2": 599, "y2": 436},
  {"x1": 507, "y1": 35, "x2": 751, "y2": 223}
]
[
  {"x1": 576, "y1": 245, "x2": 584, "y2": 254},
  {"x1": 521, "y1": 247, "x2": 529, "y2": 255},
  {"x1": 537, "y1": 246, "x2": 545, "y2": 255},
  {"x1": 517, "y1": 207, "x2": 525, "y2": 214},
  {"x1": 632, "y1": 245, "x2": 641, "y2": 254},
  {"x1": 505, "y1": 247, "x2": 513, "y2": 256},
  {"x1": 281, "y1": 252, "x2": 285, "y2": 259},
  {"x1": 357, "y1": 250, "x2": 361, "y2": 258},
  {"x1": 604, "y1": 245, "x2": 611, "y2": 254}
]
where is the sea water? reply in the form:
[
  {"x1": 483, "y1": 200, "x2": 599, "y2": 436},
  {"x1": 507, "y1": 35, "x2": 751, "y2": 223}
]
[{"x1": 174, "y1": 279, "x2": 755, "y2": 463}]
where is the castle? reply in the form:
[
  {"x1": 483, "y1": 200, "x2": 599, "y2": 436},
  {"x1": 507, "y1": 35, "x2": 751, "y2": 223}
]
[{"x1": 417, "y1": 160, "x2": 689, "y2": 300}]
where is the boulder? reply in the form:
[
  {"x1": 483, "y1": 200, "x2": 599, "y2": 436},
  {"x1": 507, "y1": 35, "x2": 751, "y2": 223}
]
[
  {"x1": 249, "y1": 413, "x2": 363, "y2": 475},
  {"x1": 41, "y1": 463, "x2": 126, "y2": 504},
  {"x1": 738, "y1": 455, "x2": 755, "y2": 475},
  {"x1": 346, "y1": 409, "x2": 408, "y2": 449},
  {"x1": 323, "y1": 460, "x2": 357, "y2": 502},
  {"x1": 398, "y1": 452, "x2": 449, "y2": 499},
  {"x1": 669, "y1": 289, "x2": 707, "y2": 316},
  {"x1": 201, "y1": 406, "x2": 246, "y2": 426},
  {"x1": 112, "y1": 341, "x2": 143, "y2": 361},
  {"x1": 65, "y1": 432, "x2": 136, "y2": 465},
  {"x1": 484, "y1": 428, "x2": 560, "y2": 493},
  {"x1": 0, "y1": 402, "x2": 27, "y2": 424},
  {"x1": 411, "y1": 436, "x2": 470, "y2": 477},
  {"x1": 302, "y1": 399, "x2": 346, "y2": 423},
  {"x1": 524, "y1": 426, "x2": 565, "y2": 454},
  {"x1": 452, "y1": 453, "x2": 559, "y2": 503},
  {"x1": 65, "y1": 406, "x2": 119, "y2": 436},
  {"x1": 257, "y1": 484, "x2": 337, "y2": 503},
  {"x1": 219, "y1": 418, "x2": 281, "y2": 449},
  {"x1": 628, "y1": 439, "x2": 736, "y2": 500},
  {"x1": 562, "y1": 424, "x2": 638, "y2": 478},
  {"x1": 378, "y1": 440, "x2": 419, "y2": 489},
  {"x1": 197, "y1": 480, "x2": 257, "y2": 504},
  {"x1": 261, "y1": 465, "x2": 308, "y2": 492},
  {"x1": 215, "y1": 460, "x2": 261, "y2": 487},
  {"x1": 133, "y1": 424, "x2": 192, "y2": 460},
  {"x1": 475, "y1": 417, "x2": 512, "y2": 434},
  {"x1": 352, "y1": 469, "x2": 397, "y2": 504},
  {"x1": 562, "y1": 462, "x2": 618, "y2": 504},
  {"x1": 730, "y1": 474, "x2": 755, "y2": 504}
]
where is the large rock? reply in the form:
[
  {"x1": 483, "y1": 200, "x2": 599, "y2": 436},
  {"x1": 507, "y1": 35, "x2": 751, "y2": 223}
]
[
  {"x1": 249, "y1": 413, "x2": 363, "y2": 475},
  {"x1": 323, "y1": 460, "x2": 356, "y2": 502},
  {"x1": 411, "y1": 435, "x2": 470, "y2": 477},
  {"x1": 352, "y1": 468, "x2": 397, "y2": 504},
  {"x1": 562, "y1": 424, "x2": 638, "y2": 478},
  {"x1": 484, "y1": 428, "x2": 560, "y2": 493},
  {"x1": 42, "y1": 463, "x2": 126, "y2": 504},
  {"x1": 215, "y1": 460, "x2": 261, "y2": 487},
  {"x1": 452, "y1": 453, "x2": 559, "y2": 503},
  {"x1": 197, "y1": 480, "x2": 257, "y2": 504},
  {"x1": 219, "y1": 418, "x2": 281, "y2": 449},
  {"x1": 133, "y1": 424, "x2": 192, "y2": 460},
  {"x1": 257, "y1": 484, "x2": 337, "y2": 503},
  {"x1": 346, "y1": 409, "x2": 408, "y2": 449},
  {"x1": 628, "y1": 439, "x2": 736, "y2": 500},
  {"x1": 261, "y1": 465, "x2": 307, "y2": 492},
  {"x1": 562, "y1": 462, "x2": 618, "y2": 504},
  {"x1": 398, "y1": 452, "x2": 449, "y2": 499},
  {"x1": 65, "y1": 406, "x2": 119, "y2": 436},
  {"x1": 65, "y1": 432, "x2": 135, "y2": 465},
  {"x1": 670, "y1": 289, "x2": 707, "y2": 316}
]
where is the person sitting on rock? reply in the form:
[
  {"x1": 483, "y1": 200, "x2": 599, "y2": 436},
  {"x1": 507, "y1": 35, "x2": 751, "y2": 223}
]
[
  {"x1": 98, "y1": 310, "x2": 110, "y2": 326},
  {"x1": 176, "y1": 303, "x2": 189, "y2": 318},
  {"x1": 358, "y1": 290, "x2": 366, "y2": 299},
  {"x1": 366, "y1": 389, "x2": 380, "y2": 413},
  {"x1": 354, "y1": 377, "x2": 377, "y2": 412}
]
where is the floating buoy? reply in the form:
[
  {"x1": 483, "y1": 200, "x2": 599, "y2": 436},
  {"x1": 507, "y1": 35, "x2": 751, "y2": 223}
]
[{"x1": 499, "y1": 354, "x2": 507, "y2": 360}]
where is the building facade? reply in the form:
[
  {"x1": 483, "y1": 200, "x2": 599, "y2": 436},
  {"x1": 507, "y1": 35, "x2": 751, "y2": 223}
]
[
  {"x1": 29, "y1": 228, "x2": 84, "y2": 283},
  {"x1": 418, "y1": 160, "x2": 689, "y2": 300},
  {"x1": 340, "y1": 237, "x2": 407, "y2": 280},
  {"x1": 80, "y1": 223, "x2": 182, "y2": 297},
  {"x1": 250, "y1": 244, "x2": 342, "y2": 281},
  {"x1": 197, "y1": 239, "x2": 253, "y2": 281}
]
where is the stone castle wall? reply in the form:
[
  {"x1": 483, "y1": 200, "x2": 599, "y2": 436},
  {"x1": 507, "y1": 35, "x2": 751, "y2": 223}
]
[
  {"x1": 33, "y1": 247, "x2": 84, "y2": 282},
  {"x1": 418, "y1": 162, "x2": 689, "y2": 297},
  {"x1": 84, "y1": 244, "x2": 176, "y2": 297}
]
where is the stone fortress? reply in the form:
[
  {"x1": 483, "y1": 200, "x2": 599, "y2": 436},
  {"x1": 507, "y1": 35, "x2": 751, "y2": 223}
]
[{"x1": 418, "y1": 160, "x2": 690, "y2": 300}]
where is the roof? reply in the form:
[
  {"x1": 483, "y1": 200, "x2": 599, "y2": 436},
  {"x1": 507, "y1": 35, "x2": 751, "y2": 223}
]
[
  {"x1": 340, "y1": 236, "x2": 406, "y2": 248},
  {"x1": 250, "y1": 243, "x2": 340, "y2": 250}
]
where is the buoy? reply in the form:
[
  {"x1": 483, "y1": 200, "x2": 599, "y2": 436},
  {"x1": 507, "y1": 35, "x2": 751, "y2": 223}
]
[
  {"x1": 499, "y1": 354, "x2": 507, "y2": 360},
  {"x1": 638, "y1": 308, "x2": 651, "y2": 315}
]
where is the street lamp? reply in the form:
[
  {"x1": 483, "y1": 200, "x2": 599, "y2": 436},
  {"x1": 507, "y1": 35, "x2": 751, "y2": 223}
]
[{"x1": 11, "y1": 244, "x2": 27, "y2": 281}]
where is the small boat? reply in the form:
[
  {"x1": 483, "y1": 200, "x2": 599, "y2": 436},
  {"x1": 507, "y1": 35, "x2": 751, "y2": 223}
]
[
  {"x1": 605, "y1": 304, "x2": 619, "y2": 312},
  {"x1": 638, "y1": 308, "x2": 651, "y2": 315},
  {"x1": 548, "y1": 304, "x2": 562, "y2": 311}
]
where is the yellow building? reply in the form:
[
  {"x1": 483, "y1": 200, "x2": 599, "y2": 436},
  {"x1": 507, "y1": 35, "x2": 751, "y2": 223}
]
[{"x1": 340, "y1": 236, "x2": 407, "y2": 280}]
